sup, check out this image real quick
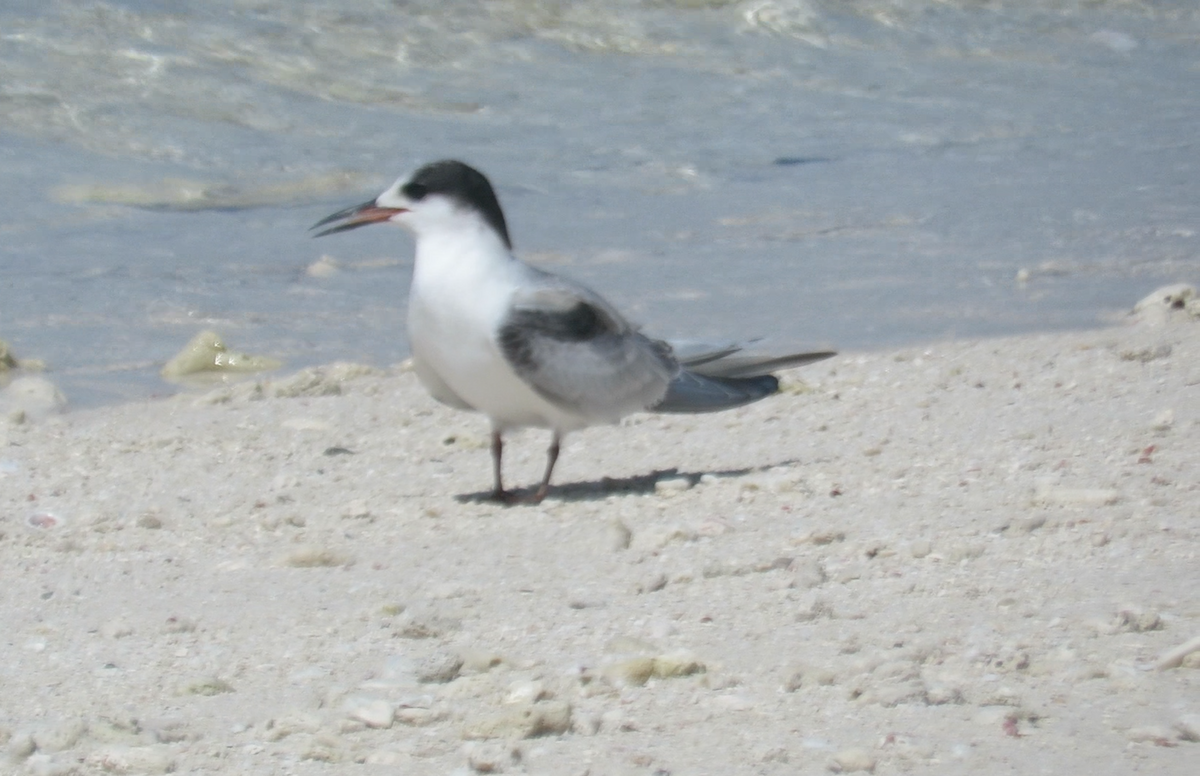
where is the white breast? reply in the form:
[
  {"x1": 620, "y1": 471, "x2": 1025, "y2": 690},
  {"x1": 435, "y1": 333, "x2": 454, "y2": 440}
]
[{"x1": 406, "y1": 230, "x2": 586, "y2": 432}]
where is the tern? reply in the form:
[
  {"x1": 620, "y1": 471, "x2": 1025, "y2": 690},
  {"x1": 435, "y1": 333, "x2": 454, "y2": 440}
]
[{"x1": 313, "y1": 160, "x2": 833, "y2": 503}]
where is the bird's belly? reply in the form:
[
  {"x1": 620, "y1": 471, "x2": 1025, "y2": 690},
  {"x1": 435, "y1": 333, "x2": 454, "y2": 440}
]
[{"x1": 408, "y1": 295, "x2": 581, "y2": 432}]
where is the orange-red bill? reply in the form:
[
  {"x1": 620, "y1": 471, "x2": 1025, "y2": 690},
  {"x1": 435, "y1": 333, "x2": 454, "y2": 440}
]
[{"x1": 310, "y1": 200, "x2": 406, "y2": 237}]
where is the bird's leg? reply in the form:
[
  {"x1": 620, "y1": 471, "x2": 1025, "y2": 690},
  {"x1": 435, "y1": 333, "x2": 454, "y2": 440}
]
[
  {"x1": 489, "y1": 430, "x2": 517, "y2": 504},
  {"x1": 529, "y1": 431, "x2": 561, "y2": 504}
]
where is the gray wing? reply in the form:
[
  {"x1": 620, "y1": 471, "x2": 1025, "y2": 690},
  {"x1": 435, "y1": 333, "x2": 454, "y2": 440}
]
[{"x1": 497, "y1": 275, "x2": 677, "y2": 423}]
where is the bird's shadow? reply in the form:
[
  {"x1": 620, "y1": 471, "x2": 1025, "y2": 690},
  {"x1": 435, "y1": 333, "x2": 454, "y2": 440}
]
[{"x1": 454, "y1": 459, "x2": 803, "y2": 505}]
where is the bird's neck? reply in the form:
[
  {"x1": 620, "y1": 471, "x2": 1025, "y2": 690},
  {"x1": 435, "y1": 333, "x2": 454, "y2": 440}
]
[{"x1": 412, "y1": 224, "x2": 516, "y2": 289}]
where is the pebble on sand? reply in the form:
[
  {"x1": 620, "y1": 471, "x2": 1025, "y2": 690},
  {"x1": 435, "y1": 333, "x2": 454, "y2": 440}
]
[
  {"x1": 32, "y1": 718, "x2": 88, "y2": 753},
  {"x1": 464, "y1": 741, "x2": 521, "y2": 773},
  {"x1": 1154, "y1": 634, "x2": 1200, "y2": 670},
  {"x1": 179, "y1": 677, "x2": 235, "y2": 696},
  {"x1": 281, "y1": 546, "x2": 352, "y2": 568},
  {"x1": 84, "y1": 745, "x2": 175, "y2": 774},
  {"x1": 1175, "y1": 714, "x2": 1200, "y2": 743},
  {"x1": 606, "y1": 519, "x2": 632, "y2": 551},
  {"x1": 652, "y1": 650, "x2": 706, "y2": 679},
  {"x1": 160, "y1": 329, "x2": 282, "y2": 380},
  {"x1": 827, "y1": 747, "x2": 877, "y2": 772},
  {"x1": 603, "y1": 657, "x2": 657, "y2": 688},
  {"x1": 342, "y1": 696, "x2": 395, "y2": 729},
  {"x1": 655, "y1": 476, "x2": 693, "y2": 496},
  {"x1": 1, "y1": 375, "x2": 67, "y2": 420},
  {"x1": 416, "y1": 651, "x2": 464, "y2": 684},
  {"x1": 461, "y1": 701, "x2": 572, "y2": 740},
  {"x1": 1032, "y1": 484, "x2": 1121, "y2": 506}
]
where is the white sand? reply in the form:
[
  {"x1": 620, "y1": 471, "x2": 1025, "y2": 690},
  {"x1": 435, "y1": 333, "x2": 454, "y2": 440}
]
[{"x1": 1, "y1": 304, "x2": 1198, "y2": 775}]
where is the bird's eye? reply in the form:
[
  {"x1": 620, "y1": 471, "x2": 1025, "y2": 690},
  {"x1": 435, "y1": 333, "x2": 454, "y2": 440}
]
[{"x1": 402, "y1": 182, "x2": 428, "y2": 201}]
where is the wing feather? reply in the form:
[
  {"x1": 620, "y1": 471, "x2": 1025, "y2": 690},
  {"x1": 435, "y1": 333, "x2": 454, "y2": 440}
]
[{"x1": 497, "y1": 277, "x2": 676, "y2": 422}]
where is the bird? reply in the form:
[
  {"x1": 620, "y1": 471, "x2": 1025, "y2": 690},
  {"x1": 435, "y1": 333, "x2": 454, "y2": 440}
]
[{"x1": 312, "y1": 160, "x2": 834, "y2": 504}]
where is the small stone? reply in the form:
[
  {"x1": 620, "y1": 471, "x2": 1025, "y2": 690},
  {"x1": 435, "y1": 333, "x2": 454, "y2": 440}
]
[
  {"x1": 136, "y1": 513, "x2": 163, "y2": 530},
  {"x1": 139, "y1": 719, "x2": 188, "y2": 745},
  {"x1": 281, "y1": 545, "x2": 351, "y2": 568},
  {"x1": 1115, "y1": 607, "x2": 1162, "y2": 633},
  {"x1": 340, "y1": 498, "x2": 372, "y2": 521},
  {"x1": 652, "y1": 650, "x2": 706, "y2": 679},
  {"x1": 636, "y1": 572, "x2": 668, "y2": 594},
  {"x1": 1119, "y1": 344, "x2": 1173, "y2": 362},
  {"x1": 925, "y1": 684, "x2": 965, "y2": 705},
  {"x1": 462, "y1": 701, "x2": 572, "y2": 740},
  {"x1": 33, "y1": 718, "x2": 87, "y2": 752},
  {"x1": 600, "y1": 709, "x2": 635, "y2": 732},
  {"x1": 572, "y1": 712, "x2": 602, "y2": 736},
  {"x1": 395, "y1": 707, "x2": 442, "y2": 726},
  {"x1": 1155, "y1": 634, "x2": 1200, "y2": 670},
  {"x1": 87, "y1": 716, "x2": 143, "y2": 746},
  {"x1": 1016, "y1": 514, "x2": 1047, "y2": 533},
  {"x1": 1174, "y1": 714, "x2": 1200, "y2": 742},
  {"x1": 1033, "y1": 485, "x2": 1120, "y2": 506},
  {"x1": 791, "y1": 558, "x2": 828, "y2": 589},
  {"x1": 396, "y1": 611, "x2": 459, "y2": 639},
  {"x1": 84, "y1": 745, "x2": 175, "y2": 774},
  {"x1": 459, "y1": 649, "x2": 504, "y2": 674},
  {"x1": 1126, "y1": 725, "x2": 1175, "y2": 745},
  {"x1": 342, "y1": 696, "x2": 395, "y2": 729},
  {"x1": 363, "y1": 747, "x2": 413, "y2": 766},
  {"x1": 416, "y1": 651, "x2": 464, "y2": 684},
  {"x1": 160, "y1": 330, "x2": 281, "y2": 379},
  {"x1": 163, "y1": 616, "x2": 197, "y2": 634},
  {"x1": 101, "y1": 618, "x2": 135, "y2": 639},
  {"x1": 179, "y1": 676, "x2": 235, "y2": 696},
  {"x1": 606, "y1": 519, "x2": 632, "y2": 551},
  {"x1": 856, "y1": 679, "x2": 927, "y2": 707},
  {"x1": 809, "y1": 530, "x2": 846, "y2": 545},
  {"x1": 265, "y1": 712, "x2": 322, "y2": 742},
  {"x1": 796, "y1": 595, "x2": 834, "y2": 622},
  {"x1": 297, "y1": 732, "x2": 343, "y2": 762},
  {"x1": 908, "y1": 540, "x2": 932, "y2": 559},
  {"x1": 655, "y1": 476, "x2": 692, "y2": 496},
  {"x1": 827, "y1": 748, "x2": 876, "y2": 772},
  {"x1": 0, "y1": 375, "x2": 67, "y2": 419},
  {"x1": 710, "y1": 694, "x2": 755, "y2": 711},
  {"x1": 8, "y1": 731, "x2": 36, "y2": 760},
  {"x1": 465, "y1": 741, "x2": 517, "y2": 773},
  {"x1": 603, "y1": 657, "x2": 656, "y2": 688},
  {"x1": 505, "y1": 680, "x2": 548, "y2": 705},
  {"x1": 980, "y1": 687, "x2": 1022, "y2": 707}
]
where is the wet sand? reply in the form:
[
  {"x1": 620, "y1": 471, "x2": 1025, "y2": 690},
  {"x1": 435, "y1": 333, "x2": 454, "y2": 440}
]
[{"x1": 1, "y1": 295, "x2": 1197, "y2": 775}]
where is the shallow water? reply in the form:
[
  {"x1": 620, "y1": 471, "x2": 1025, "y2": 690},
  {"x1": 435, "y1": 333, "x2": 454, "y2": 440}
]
[{"x1": 1, "y1": 0, "x2": 1198, "y2": 406}]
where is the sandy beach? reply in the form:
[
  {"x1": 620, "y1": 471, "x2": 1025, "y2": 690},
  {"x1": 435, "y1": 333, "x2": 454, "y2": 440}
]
[{"x1": 1, "y1": 290, "x2": 1197, "y2": 776}]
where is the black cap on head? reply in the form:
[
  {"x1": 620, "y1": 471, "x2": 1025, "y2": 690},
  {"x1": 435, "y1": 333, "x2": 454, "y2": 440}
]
[{"x1": 405, "y1": 160, "x2": 512, "y2": 249}]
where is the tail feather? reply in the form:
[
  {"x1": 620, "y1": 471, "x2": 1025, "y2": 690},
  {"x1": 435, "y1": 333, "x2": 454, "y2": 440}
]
[
  {"x1": 652, "y1": 370, "x2": 779, "y2": 414},
  {"x1": 689, "y1": 349, "x2": 836, "y2": 378}
]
